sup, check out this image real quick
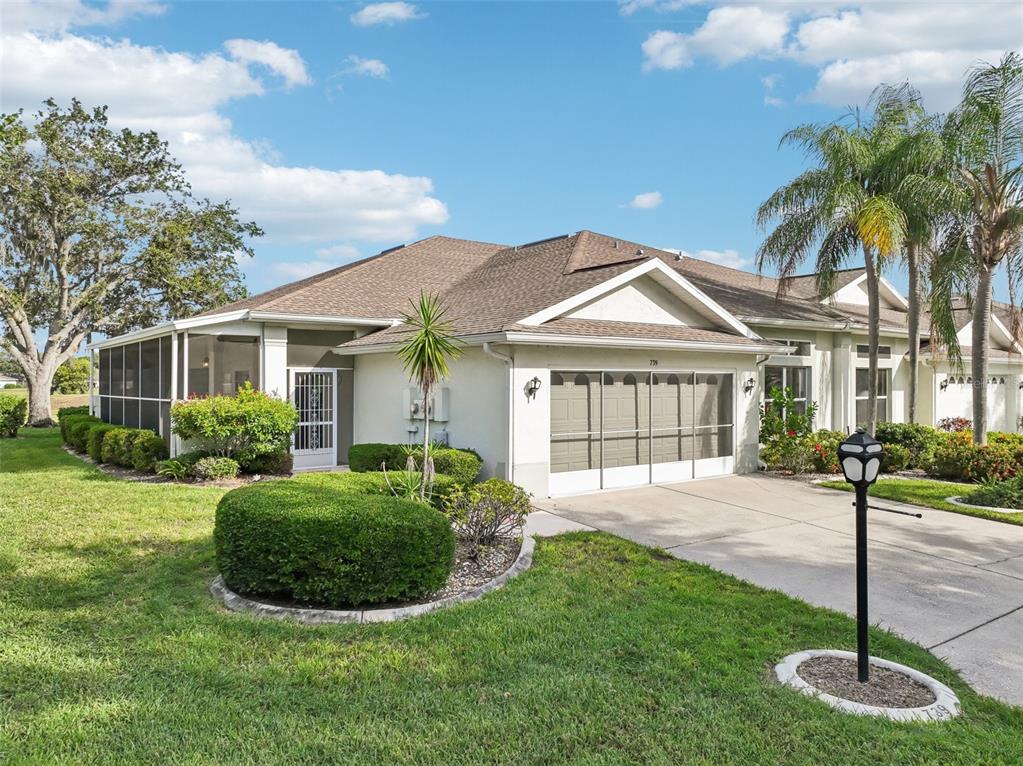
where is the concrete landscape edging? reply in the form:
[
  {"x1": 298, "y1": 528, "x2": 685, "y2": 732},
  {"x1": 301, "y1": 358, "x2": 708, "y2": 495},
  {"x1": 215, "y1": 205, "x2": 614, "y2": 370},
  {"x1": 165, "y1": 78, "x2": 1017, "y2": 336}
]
[
  {"x1": 775, "y1": 649, "x2": 961, "y2": 722},
  {"x1": 946, "y1": 496, "x2": 1023, "y2": 515},
  {"x1": 210, "y1": 534, "x2": 536, "y2": 624}
]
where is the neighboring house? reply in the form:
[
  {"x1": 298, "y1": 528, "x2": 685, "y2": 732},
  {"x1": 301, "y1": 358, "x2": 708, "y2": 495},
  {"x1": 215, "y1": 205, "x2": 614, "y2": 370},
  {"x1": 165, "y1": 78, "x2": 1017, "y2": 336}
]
[
  {"x1": 86, "y1": 230, "x2": 1023, "y2": 497},
  {"x1": 0, "y1": 373, "x2": 21, "y2": 387}
]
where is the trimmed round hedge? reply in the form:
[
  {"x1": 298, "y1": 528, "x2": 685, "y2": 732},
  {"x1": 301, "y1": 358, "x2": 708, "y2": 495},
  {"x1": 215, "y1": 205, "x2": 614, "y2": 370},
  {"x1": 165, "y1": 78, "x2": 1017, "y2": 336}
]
[{"x1": 215, "y1": 480, "x2": 455, "y2": 607}]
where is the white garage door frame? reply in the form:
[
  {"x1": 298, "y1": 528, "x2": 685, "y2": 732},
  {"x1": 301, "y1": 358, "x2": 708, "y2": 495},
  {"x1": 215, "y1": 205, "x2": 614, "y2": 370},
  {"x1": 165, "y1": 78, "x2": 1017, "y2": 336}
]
[{"x1": 549, "y1": 366, "x2": 738, "y2": 496}]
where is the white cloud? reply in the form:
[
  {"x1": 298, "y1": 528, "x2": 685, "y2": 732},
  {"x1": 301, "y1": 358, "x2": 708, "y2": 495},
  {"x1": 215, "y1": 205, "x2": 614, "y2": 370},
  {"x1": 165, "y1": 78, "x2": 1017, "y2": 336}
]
[
  {"x1": 642, "y1": 7, "x2": 789, "y2": 71},
  {"x1": 624, "y1": 191, "x2": 663, "y2": 209},
  {"x1": 618, "y1": 0, "x2": 695, "y2": 16},
  {"x1": 224, "y1": 39, "x2": 311, "y2": 88},
  {"x1": 0, "y1": 31, "x2": 448, "y2": 244},
  {"x1": 274, "y1": 244, "x2": 362, "y2": 279},
  {"x1": 1, "y1": 0, "x2": 165, "y2": 34},
  {"x1": 638, "y1": 2, "x2": 1023, "y2": 110},
  {"x1": 761, "y1": 73, "x2": 784, "y2": 108},
  {"x1": 350, "y1": 2, "x2": 425, "y2": 27},
  {"x1": 664, "y1": 247, "x2": 750, "y2": 271},
  {"x1": 344, "y1": 55, "x2": 390, "y2": 78}
]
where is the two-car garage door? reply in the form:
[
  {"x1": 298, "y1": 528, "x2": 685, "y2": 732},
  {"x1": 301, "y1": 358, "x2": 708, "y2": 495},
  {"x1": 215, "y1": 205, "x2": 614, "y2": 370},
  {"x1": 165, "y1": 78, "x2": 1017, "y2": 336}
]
[{"x1": 549, "y1": 370, "x2": 735, "y2": 495}]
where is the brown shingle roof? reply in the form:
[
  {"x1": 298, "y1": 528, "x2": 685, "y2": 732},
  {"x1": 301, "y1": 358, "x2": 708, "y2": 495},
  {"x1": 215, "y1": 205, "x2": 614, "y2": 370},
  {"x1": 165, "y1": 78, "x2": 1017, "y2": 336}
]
[
  {"x1": 193, "y1": 229, "x2": 922, "y2": 349},
  {"x1": 195, "y1": 236, "x2": 506, "y2": 319}
]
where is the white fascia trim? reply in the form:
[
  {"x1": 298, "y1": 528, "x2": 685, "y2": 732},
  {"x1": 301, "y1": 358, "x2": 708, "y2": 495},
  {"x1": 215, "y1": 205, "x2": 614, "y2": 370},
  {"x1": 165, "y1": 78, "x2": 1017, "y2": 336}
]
[
  {"x1": 502, "y1": 332, "x2": 787, "y2": 354},
  {"x1": 86, "y1": 310, "x2": 251, "y2": 350},
  {"x1": 988, "y1": 314, "x2": 1023, "y2": 353},
  {"x1": 741, "y1": 315, "x2": 910, "y2": 337},
  {"x1": 820, "y1": 273, "x2": 909, "y2": 311},
  {"x1": 337, "y1": 330, "x2": 790, "y2": 356},
  {"x1": 88, "y1": 310, "x2": 397, "y2": 350},
  {"x1": 247, "y1": 312, "x2": 398, "y2": 327},
  {"x1": 517, "y1": 259, "x2": 760, "y2": 340},
  {"x1": 879, "y1": 276, "x2": 910, "y2": 310}
]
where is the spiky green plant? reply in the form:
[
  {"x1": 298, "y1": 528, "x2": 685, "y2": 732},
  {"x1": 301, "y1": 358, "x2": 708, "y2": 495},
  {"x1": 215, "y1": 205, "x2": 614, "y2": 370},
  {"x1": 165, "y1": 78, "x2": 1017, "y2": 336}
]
[{"x1": 397, "y1": 292, "x2": 461, "y2": 497}]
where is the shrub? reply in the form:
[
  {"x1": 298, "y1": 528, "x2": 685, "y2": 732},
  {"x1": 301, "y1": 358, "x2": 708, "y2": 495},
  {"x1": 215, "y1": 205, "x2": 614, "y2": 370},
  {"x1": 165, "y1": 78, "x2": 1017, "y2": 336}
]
[
  {"x1": 937, "y1": 416, "x2": 972, "y2": 433},
  {"x1": 156, "y1": 459, "x2": 191, "y2": 480},
  {"x1": 295, "y1": 470, "x2": 457, "y2": 511},
  {"x1": 429, "y1": 447, "x2": 483, "y2": 485},
  {"x1": 809, "y1": 430, "x2": 844, "y2": 474},
  {"x1": 57, "y1": 405, "x2": 89, "y2": 421},
  {"x1": 131, "y1": 431, "x2": 168, "y2": 472},
  {"x1": 348, "y1": 442, "x2": 484, "y2": 484},
  {"x1": 215, "y1": 481, "x2": 455, "y2": 606},
  {"x1": 171, "y1": 383, "x2": 298, "y2": 463},
  {"x1": 61, "y1": 412, "x2": 97, "y2": 444},
  {"x1": 760, "y1": 386, "x2": 818, "y2": 440},
  {"x1": 444, "y1": 478, "x2": 532, "y2": 557},
  {"x1": 348, "y1": 443, "x2": 409, "y2": 472},
  {"x1": 193, "y1": 456, "x2": 240, "y2": 481},
  {"x1": 760, "y1": 432, "x2": 816, "y2": 474},
  {"x1": 86, "y1": 423, "x2": 118, "y2": 462},
  {"x1": 881, "y1": 444, "x2": 911, "y2": 473},
  {"x1": 69, "y1": 416, "x2": 101, "y2": 451},
  {"x1": 240, "y1": 450, "x2": 293, "y2": 475},
  {"x1": 924, "y1": 431, "x2": 1023, "y2": 483},
  {"x1": 3, "y1": 382, "x2": 18, "y2": 389},
  {"x1": 100, "y1": 428, "x2": 144, "y2": 467},
  {"x1": 962, "y1": 476, "x2": 1023, "y2": 510},
  {"x1": 0, "y1": 394, "x2": 28, "y2": 438},
  {"x1": 874, "y1": 422, "x2": 937, "y2": 467}
]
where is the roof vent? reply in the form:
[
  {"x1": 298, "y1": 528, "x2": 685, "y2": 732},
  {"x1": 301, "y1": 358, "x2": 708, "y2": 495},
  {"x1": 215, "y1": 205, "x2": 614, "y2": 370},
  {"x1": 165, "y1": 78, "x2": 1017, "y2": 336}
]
[
  {"x1": 674, "y1": 252, "x2": 683, "y2": 261},
  {"x1": 380, "y1": 243, "x2": 406, "y2": 255},
  {"x1": 637, "y1": 248, "x2": 644, "y2": 255},
  {"x1": 613, "y1": 240, "x2": 619, "y2": 249}
]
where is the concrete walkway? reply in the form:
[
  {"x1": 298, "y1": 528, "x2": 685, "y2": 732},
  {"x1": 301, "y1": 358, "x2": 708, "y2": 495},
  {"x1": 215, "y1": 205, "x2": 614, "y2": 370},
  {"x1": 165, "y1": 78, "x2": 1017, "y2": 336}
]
[{"x1": 529, "y1": 474, "x2": 1023, "y2": 706}]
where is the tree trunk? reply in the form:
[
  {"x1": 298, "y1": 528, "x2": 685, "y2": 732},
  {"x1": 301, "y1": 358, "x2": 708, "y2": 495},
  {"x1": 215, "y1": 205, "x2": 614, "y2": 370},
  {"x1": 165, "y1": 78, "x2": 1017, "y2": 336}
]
[
  {"x1": 863, "y1": 246, "x2": 881, "y2": 435},
  {"x1": 420, "y1": 382, "x2": 432, "y2": 499},
  {"x1": 906, "y1": 242, "x2": 920, "y2": 424},
  {"x1": 25, "y1": 363, "x2": 57, "y2": 426},
  {"x1": 972, "y1": 265, "x2": 993, "y2": 445}
]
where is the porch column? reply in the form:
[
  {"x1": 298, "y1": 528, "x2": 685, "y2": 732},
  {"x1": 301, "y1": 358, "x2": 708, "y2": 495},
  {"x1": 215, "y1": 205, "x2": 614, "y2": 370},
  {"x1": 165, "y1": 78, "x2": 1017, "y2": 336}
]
[{"x1": 262, "y1": 325, "x2": 288, "y2": 400}]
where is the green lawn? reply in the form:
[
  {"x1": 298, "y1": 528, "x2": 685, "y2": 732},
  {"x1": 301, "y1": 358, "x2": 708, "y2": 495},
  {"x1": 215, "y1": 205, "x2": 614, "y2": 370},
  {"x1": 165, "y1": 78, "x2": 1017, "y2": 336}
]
[
  {"x1": 817, "y1": 477, "x2": 1023, "y2": 527},
  {"x1": 2, "y1": 430, "x2": 1022, "y2": 765}
]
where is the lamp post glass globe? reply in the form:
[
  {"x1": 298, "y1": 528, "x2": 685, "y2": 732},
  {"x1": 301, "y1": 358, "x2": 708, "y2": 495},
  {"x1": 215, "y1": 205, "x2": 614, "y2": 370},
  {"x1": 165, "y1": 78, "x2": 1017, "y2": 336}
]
[{"x1": 838, "y1": 429, "x2": 884, "y2": 488}]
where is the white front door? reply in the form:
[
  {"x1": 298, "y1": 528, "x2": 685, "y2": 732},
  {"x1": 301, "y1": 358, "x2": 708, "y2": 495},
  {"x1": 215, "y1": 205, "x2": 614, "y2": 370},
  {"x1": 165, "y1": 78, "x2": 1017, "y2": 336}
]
[{"x1": 290, "y1": 368, "x2": 337, "y2": 470}]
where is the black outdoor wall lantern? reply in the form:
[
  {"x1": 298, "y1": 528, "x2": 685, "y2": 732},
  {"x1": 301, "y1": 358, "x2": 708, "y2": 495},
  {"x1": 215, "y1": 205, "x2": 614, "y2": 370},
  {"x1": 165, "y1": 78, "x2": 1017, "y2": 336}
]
[{"x1": 525, "y1": 376, "x2": 542, "y2": 400}]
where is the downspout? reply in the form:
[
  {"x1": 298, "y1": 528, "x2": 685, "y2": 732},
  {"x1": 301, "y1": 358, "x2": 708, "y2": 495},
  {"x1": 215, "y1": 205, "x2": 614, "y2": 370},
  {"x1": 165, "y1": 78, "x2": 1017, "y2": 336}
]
[{"x1": 483, "y1": 342, "x2": 514, "y2": 482}]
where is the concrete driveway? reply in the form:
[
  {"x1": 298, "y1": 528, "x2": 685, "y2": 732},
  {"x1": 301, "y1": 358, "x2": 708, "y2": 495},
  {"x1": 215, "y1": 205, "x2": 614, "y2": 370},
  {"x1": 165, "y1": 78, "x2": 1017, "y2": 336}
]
[{"x1": 530, "y1": 474, "x2": 1023, "y2": 706}]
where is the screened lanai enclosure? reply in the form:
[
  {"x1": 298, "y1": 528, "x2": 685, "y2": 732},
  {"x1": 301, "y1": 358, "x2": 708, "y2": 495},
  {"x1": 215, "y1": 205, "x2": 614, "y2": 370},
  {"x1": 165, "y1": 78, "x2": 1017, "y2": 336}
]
[
  {"x1": 95, "y1": 333, "x2": 260, "y2": 445},
  {"x1": 549, "y1": 370, "x2": 735, "y2": 494}
]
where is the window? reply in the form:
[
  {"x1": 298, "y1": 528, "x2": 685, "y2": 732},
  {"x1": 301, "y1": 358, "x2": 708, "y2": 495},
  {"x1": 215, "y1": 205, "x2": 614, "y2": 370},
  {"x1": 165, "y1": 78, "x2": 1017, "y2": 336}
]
[
  {"x1": 772, "y1": 339, "x2": 812, "y2": 356},
  {"x1": 764, "y1": 366, "x2": 811, "y2": 415},
  {"x1": 856, "y1": 344, "x2": 892, "y2": 359},
  {"x1": 855, "y1": 368, "x2": 890, "y2": 425}
]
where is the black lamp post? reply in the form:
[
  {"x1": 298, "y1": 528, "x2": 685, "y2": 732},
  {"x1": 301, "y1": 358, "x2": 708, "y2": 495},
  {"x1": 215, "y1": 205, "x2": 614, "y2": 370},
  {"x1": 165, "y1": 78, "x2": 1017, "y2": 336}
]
[{"x1": 838, "y1": 428, "x2": 884, "y2": 683}]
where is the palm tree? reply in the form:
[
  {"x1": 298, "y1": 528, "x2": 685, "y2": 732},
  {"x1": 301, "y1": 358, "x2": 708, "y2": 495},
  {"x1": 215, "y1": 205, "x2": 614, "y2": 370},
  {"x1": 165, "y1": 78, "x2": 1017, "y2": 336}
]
[
  {"x1": 757, "y1": 108, "x2": 906, "y2": 435},
  {"x1": 873, "y1": 84, "x2": 948, "y2": 423},
  {"x1": 397, "y1": 292, "x2": 461, "y2": 497},
  {"x1": 933, "y1": 53, "x2": 1023, "y2": 444}
]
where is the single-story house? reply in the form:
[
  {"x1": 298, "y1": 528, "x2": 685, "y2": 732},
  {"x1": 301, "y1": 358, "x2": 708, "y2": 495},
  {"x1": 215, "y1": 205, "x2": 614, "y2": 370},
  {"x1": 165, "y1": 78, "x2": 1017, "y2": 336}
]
[{"x1": 87, "y1": 230, "x2": 1023, "y2": 497}]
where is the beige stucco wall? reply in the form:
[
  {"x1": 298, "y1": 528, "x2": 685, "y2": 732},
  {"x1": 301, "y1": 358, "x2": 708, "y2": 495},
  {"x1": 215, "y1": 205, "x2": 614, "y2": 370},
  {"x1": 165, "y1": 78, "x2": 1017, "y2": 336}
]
[{"x1": 351, "y1": 347, "x2": 508, "y2": 478}]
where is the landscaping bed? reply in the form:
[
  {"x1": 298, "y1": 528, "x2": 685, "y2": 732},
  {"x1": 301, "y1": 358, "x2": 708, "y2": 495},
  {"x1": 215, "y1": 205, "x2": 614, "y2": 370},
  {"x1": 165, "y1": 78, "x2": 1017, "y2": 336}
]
[
  {"x1": 3, "y1": 429, "x2": 1023, "y2": 764},
  {"x1": 796, "y1": 655, "x2": 935, "y2": 708}
]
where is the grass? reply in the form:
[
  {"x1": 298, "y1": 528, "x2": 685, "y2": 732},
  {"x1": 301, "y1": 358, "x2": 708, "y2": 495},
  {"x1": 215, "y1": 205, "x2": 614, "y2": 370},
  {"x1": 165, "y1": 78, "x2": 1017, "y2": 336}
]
[
  {"x1": 1, "y1": 387, "x2": 89, "y2": 416},
  {"x1": 817, "y1": 476, "x2": 1023, "y2": 527},
  {"x1": 2, "y1": 429, "x2": 1022, "y2": 765}
]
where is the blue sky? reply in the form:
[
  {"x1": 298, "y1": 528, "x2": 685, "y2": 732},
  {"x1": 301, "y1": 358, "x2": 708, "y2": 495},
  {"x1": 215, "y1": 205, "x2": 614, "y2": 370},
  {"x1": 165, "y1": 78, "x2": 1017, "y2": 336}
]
[{"x1": 2, "y1": 1, "x2": 1021, "y2": 297}]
